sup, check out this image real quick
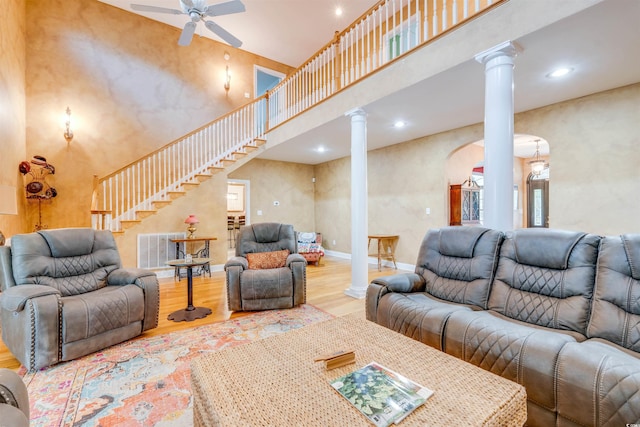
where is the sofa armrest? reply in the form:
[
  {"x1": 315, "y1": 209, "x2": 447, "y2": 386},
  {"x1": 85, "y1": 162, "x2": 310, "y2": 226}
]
[
  {"x1": 224, "y1": 256, "x2": 248, "y2": 270},
  {"x1": 286, "y1": 253, "x2": 307, "y2": 266},
  {"x1": 107, "y1": 268, "x2": 156, "y2": 286},
  {"x1": 371, "y1": 273, "x2": 426, "y2": 293},
  {"x1": 0, "y1": 285, "x2": 60, "y2": 312}
]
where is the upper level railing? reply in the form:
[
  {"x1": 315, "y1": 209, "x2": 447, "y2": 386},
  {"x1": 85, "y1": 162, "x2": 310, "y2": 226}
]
[
  {"x1": 268, "y1": 0, "x2": 499, "y2": 127},
  {"x1": 91, "y1": 0, "x2": 501, "y2": 232}
]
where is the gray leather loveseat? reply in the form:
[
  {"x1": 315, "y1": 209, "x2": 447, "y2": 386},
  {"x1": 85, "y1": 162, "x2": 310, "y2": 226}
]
[
  {"x1": 0, "y1": 228, "x2": 160, "y2": 371},
  {"x1": 366, "y1": 227, "x2": 640, "y2": 426}
]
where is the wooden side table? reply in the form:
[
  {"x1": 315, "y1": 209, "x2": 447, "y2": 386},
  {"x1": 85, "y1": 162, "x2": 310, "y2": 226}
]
[
  {"x1": 166, "y1": 258, "x2": 212, "y2": 322},
  {"x1": 368, "y1": 235, "x2": 399, "y2": 271},
  {"x1": 170, "y1": 237, "x2": 217, "y2": 280}
]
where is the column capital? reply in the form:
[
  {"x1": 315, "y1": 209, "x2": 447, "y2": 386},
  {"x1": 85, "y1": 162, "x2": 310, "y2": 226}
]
[
  {"x1": 475, "y1": 40, "x2": 522, "y2": 65},
  {"x1": 345, "y1": 107, "x2": 366, "y2": 118}
]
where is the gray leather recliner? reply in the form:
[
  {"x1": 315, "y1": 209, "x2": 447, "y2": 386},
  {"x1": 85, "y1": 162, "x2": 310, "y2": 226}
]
[
  {"x1": 0, "y1": 228, "x2": 160, "y2": 371},
  {"x1": 225, "y1": 223, "x2": 306, "y2": 311}
]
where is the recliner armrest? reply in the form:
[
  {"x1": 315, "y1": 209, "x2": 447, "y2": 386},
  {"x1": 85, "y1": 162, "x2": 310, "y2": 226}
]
[
  {"x1": 0, "y1": 285, "x2": 60, "y2": 312},
  {"x1": 107, "y1": 268, "x2": 156, "y2": 286},
  {"x1": 224, "y1": 256, "x2": 248, "y2": 270},
  {"x1": 286, "y1": 253, "x2": 307, "y2": 266},
  {"x1": 371, "y1": 273, "x2": 426, "y2": 293}
]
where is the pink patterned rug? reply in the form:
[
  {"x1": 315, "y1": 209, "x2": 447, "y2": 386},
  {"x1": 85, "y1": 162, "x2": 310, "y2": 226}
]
[{"x1": 20, "y1": 304, "x2": 333, "y2": 426}]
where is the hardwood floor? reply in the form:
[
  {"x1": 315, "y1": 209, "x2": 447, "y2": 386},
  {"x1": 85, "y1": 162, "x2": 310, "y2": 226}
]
[{"x1": 0, "y1": 256, "x2": 406, "y2": 370}]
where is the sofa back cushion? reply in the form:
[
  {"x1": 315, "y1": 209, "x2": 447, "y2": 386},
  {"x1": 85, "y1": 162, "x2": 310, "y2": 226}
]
[
  {"x1": 9, "y1": 228, "x2": 121, "y2": 297},
  {"x1": 489, "y1": 228, "x2": 600, "y2": 335},
  {"x1": 236, "y1": 223, "x2": 297, "y2": 257},
  {"x1": 587, "y1": 234, "x2": 640, "y2": 351},
  {"x1": 416, "y1": 226, "x2": 504, "y2": 309}
]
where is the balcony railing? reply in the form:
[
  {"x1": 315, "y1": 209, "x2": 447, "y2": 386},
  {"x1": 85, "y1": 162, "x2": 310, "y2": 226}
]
[{"x1": 92, "y1": 0, "x2": 501, "y2": 232}]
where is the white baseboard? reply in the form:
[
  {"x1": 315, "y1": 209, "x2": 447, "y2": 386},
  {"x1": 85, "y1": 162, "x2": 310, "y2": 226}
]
[{"x1": 324, "y1": 250, "x2": 414, "y2": 272}]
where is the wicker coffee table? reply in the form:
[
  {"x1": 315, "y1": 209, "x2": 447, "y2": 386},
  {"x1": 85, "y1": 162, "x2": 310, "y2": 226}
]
[{"x1": 191, "y1": 314, "x2": 527, "y2": 426}]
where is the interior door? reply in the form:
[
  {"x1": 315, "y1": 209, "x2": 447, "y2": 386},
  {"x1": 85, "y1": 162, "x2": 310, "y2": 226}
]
[{"x1": 527, "y1": 174, "x2": 549, "y2": 228}]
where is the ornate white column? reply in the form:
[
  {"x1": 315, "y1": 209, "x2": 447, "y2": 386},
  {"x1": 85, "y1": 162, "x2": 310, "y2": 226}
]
[
  {"x1": 344, "y1": 108, "x2": 368, "y2": 299},
  {"x1": 475, "y1": 41, "x2": 520, "y2": 231}
]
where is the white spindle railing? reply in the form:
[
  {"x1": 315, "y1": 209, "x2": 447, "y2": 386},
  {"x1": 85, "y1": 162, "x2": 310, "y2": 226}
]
[
  {"x1": 91, "y1": 97, "x2": 267, "y2": 232},
  {"x1": 269, "y1": 0, "x2": 496, "y2": 128},
  {"x1": 91, "y1": 0, "x2": 500, "y2": 232}
]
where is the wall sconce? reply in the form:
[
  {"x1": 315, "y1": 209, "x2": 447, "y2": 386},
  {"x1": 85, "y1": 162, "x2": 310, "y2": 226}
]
[
  {"x1": 223, "y1": 51, "x2": 231, "y2": 93},
  {"x1": 64, "y1": 106, "x2": 74, "y2": 143},
  {"x1": 224, "y1": 65, "x2": 231, "y2": 92}
]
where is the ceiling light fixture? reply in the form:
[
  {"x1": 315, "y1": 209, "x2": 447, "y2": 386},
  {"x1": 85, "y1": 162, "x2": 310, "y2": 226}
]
[
  {"x1": 394, "y1": 120, "x2": 406, "y2": 128},
  {"x1": 316, "y1": 146, "x2": 326, "y2": 153},
  {"x1": 529, "y1": 140, "x2": 547, "y2": 175},
  {"x1": 546, "y1": 67, "x2": 573, "y2": 79},
  {"x1": 335, "y1": 7, "x2": 343, "y2": 16}
]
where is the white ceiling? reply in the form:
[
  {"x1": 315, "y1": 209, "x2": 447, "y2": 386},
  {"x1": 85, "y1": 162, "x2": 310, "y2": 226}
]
[
  {"x1": 98, "y1": 0, "x2": 640, "y2": 165},
  {"x1": 97, "y1": 0, "x2": 377, "y2": 67}
]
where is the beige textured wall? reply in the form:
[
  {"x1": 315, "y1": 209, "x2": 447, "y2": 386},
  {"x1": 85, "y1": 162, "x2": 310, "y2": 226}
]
[
  {"x1": 315, "y1": 124, "x2": 485, "y2": 263},
  {"x1": 23, "y1": 0, "x2": 292, "y2": 236},
  {"x1": 0, "y1": 0, "x2": 28, "y2": 238},
  {"x1": 314, "y1": 83, "x2": 640, "y2": 264},
  {"x1": 516, "y1": 83, "x2": 640, "y2": 235},
  {"x1": 229, "y1": 159, "x2": 316, "y2": 232}
]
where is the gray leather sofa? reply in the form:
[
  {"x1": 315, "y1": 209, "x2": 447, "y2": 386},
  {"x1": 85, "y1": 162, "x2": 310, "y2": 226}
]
[
  {"x1": 366, "y1": 227, "x2": 640, "y2": 426},
  {"x1": 0, "y1": 228, "x2": 160, "y2": 371},
  {"x1": 225, "y1": 222, "x2": 306, "y2": 311}
]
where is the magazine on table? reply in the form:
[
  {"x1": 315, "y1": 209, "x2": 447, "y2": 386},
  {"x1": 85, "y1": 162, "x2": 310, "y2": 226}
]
[{"x1": 330, "y1": 362, "x2": 434, "y2": 427}]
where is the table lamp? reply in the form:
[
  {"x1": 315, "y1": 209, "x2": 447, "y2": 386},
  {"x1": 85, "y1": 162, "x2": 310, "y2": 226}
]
[
  {"x1": 0, "y1": 185, "x2": 19, "y2": 246},
  {"x1": 185, "y1": 214, "x2": 199, "y2": 239}
]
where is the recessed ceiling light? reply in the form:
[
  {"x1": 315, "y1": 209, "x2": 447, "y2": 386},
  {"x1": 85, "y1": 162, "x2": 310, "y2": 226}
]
[
  {"x1": 394, "y1": 120, "x2": 406, "y2": 128},
  {"x1": 335, "y1": 7, "x2": 343, "y2": 16},
  {"x1": 316, "y1": 146, "x2": 326, "y2": 153},
  {"x1": 546, "y1": 67, "x2": 573, "y2": 78}
]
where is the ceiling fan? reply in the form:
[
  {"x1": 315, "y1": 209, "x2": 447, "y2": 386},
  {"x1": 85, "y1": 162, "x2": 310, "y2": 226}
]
[{"x1": 130, "y1": 0, "x2": 245, "y2": 47}]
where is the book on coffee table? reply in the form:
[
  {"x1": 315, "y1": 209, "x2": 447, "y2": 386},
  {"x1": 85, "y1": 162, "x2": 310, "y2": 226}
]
[{"x1": 330, "y1": 362, "x2": 434, "y2": 427}]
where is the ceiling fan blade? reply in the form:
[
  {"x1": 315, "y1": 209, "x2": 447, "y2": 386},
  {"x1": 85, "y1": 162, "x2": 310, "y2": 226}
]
[
  {"x1": 204, "y1": 0, "x2": 245, "y2": 17},
  {"x1": 178, "y1": 21, "x2": 198, "y2": 46},
  {"x1": 204, "y1": 20, "x2": 242, "y2": 48},
  {"x1": 130, "y1": 4, "x2": 184, "y2": 15}
]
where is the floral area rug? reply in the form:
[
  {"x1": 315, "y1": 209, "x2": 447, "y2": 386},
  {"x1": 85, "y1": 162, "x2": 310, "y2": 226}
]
[{"x1": 20, "y1": 304, "x2": 333, "y2": 427}]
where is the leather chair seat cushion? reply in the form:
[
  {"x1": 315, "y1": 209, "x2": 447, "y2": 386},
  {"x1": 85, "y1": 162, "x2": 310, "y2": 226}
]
[
  {"x1": 556, "y1": 339, "x2": 640, "y2": 426},
  {"x1": 444, "y1": 310, "x2": 582, "y2": 413},
  {"x1": 376, "y1": 292, "x2": 476, "y2": 350},
  {"x1": 239, "y1": 267, "x2": 293, "y2": 300},
  {"x1": 62, "y1": 285, "x2": 145, "y2": 343}
]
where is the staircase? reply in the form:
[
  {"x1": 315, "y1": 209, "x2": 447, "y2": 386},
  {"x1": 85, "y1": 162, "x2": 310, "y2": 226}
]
[
  {"x1": 90, "y1": 98, "x2": 268, "y2": 233},
  {"x1": 90, "y1": 0, "x2": 501, "y2": 234}
]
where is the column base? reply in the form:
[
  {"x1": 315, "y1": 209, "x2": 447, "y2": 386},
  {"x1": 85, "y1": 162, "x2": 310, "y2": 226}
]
[{"x1": 344, "y1": 286, "x2": 367, "y2": 299}]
